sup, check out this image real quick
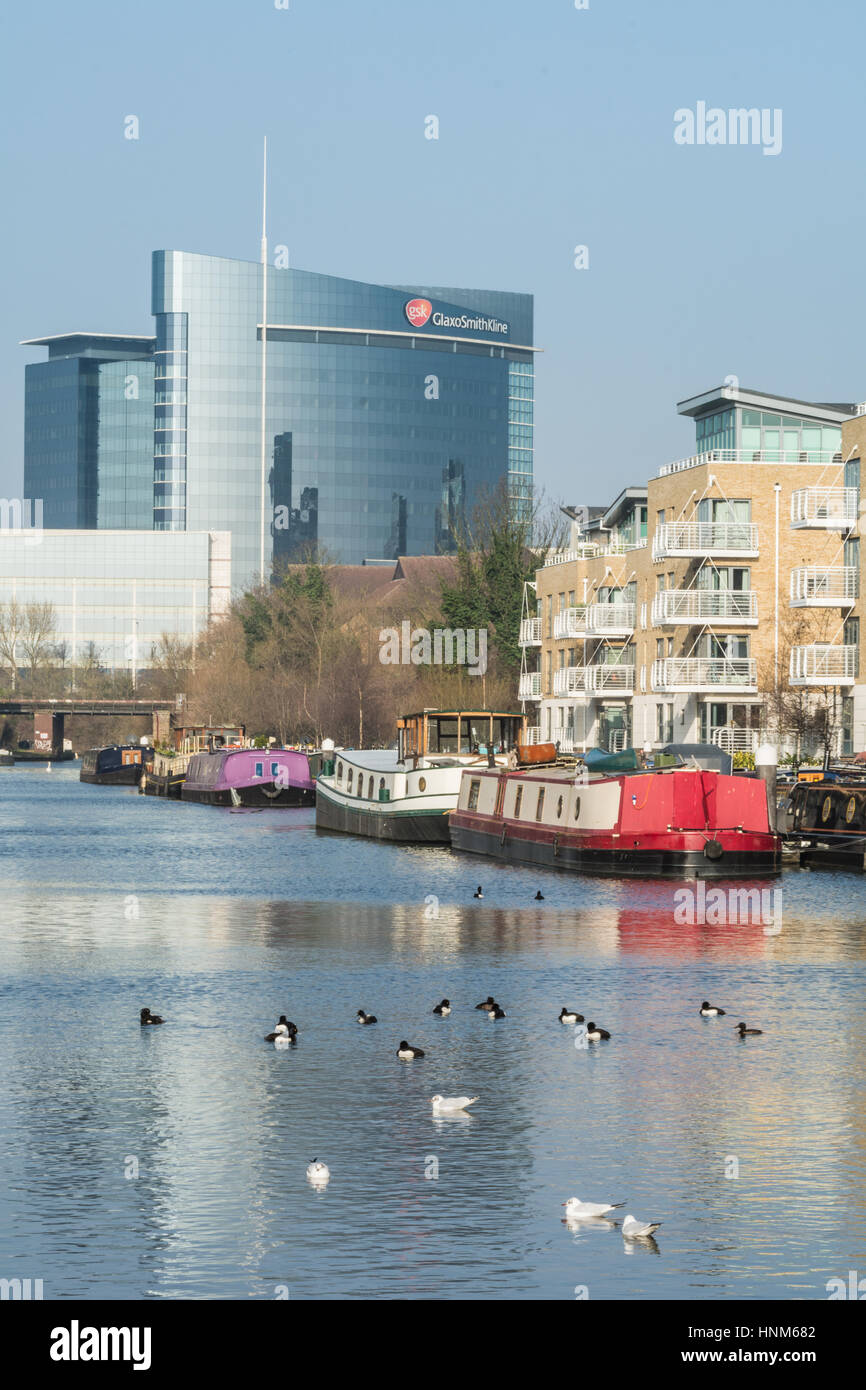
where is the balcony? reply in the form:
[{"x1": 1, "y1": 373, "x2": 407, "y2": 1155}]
[
  {"x1": 522, "y1": 726, "x2": 544, "y2": 745},
  {"x1": 519, "y1": 617, "x2": 541, "y2": 647},
  {"x1": 587, "y1": 602, "x2": 636, "y2": 636},
  {"x1": 553, "y1": 606, "x2": 589, "y2": 640},
  {"x1": 790, "y1": 487, "x2": 858, "y2": 529},
  {"x1": 789, "y1": 566, "x2": 859, "y2": 607},
  {"x1": 585, "y1": 663, "x2": 636, "y2": 694},
  {"x1": 710, "y1": 727, "x2": 761, "y2": 754},
  {"x1": 518, "y1": 671, "x2": 541, "y2": 699},
  {"x1": 651, "y1": 590, "x2": 758, "y2": 626},
  {"x1": 652, "y1": 521, "x2": 759, "y2": 560},
  {"x1": 542, "y1": 545, "x2": 600, "y2": 566},
  {"x1": 659, "y1": 447, "x2": 843, "y2": 477},
  {"x1": 651, "y1": 658, "x2": 758, "y2": 693},
  {"x1": 552, "y1": 666, "x2": 586, "y2": 695},
  {"x1": 552, "y1": 728, "x2": 575, "y2": 753},
  {"x1": 789, "y1": 644, "x2": 858, "y2": 686}
]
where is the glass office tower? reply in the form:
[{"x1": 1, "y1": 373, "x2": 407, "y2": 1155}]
[
  {"x1": 151, "y1": 252, "x2": 535, "y2": 589},
  {"x1": 22, "y1": 334, "x2": 155, "y2": 530}
]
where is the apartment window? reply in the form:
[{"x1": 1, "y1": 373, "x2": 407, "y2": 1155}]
[
  {"x1": 656, "y1": 574, "x2": 666, "y2": 593},
  {"x1": 559, "y1": 592, "x2": 566, "y2": 612},
  {"x1": 558, "y1": 649, "x2": 566, "y2": 669},
  {"x1": 547, "y1": 594, "x2": 553, "y2": 638},
  {"x1": 657, "y1": 509, "x2": 665, "y2": 527},
  {"x1": 568, "y1": 590, "x2": 575, "y2": 606},
  {"x1": 667, "y1": 638, "x2": 674, "y2": 657},
  {"x1": 656, "y1": 638, "x2": 665, "y2": 659},
  {"x1": 656, "y1": 703, "x2": 674, "y2": 743},
  {"x1": 844, "y1": 617, "x2": 859, "y2": 649}
]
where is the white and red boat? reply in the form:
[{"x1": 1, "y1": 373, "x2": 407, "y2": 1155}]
[{"x1": 449, "y1": 746, "x2": 780, "y2": 878}]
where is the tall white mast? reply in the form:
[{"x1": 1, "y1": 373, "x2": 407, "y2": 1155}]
[{"x1": 259, "y1": 136, "x2": 269, "y2": 587}]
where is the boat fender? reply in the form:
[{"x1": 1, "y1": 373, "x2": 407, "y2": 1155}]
[{"x1": 704, "y1": 839, "x2": 724, "y2": 861}]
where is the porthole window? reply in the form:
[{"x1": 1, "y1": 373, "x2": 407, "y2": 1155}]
[
  {"x1": 418, "y1": 776, "x2": 427, "y2": 792},
  {"x1": 556, "y1": 795, "x2": 563, "y2": 820},
  {"x1": 846, "y1": 796, "x2": 857, "y2": 823},
  {"x1": 574, "y1": 796, "x2": 581, "y2": 822}
]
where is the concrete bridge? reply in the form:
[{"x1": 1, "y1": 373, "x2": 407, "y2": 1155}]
[{"x1": 0, "y1": 698, "x2": 180, "y2": 754}]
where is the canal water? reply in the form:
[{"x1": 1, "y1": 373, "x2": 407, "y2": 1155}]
[{"x1": 1, "y1": 761, "x2": 864, "y2": 1300}]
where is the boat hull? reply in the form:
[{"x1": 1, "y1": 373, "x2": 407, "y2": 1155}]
[
  {"x1": 315, "y1": 785, "x2": 450, "y2": 842},
  {"x1": 80, "y1": 766, "x2": 145, "y2": 786},
  {"x1": 449, "y1": 817, "x2": 779, "y2": 878},
  {"x1": 181, "y1": 780, "x2": 315, "y2": 808}
]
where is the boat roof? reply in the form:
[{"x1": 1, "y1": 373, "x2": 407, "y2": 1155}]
[{"x1": 399, "y1": 709, "x2": 524, "y2": 719}]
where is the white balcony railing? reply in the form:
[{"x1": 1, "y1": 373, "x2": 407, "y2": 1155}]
[
  {"x1": 585, "y1": 663, "x2": 636, "y2": 694},
  {"x1": 790, "y1": 487, "x2": 859, "y2": 529},
  {"x1": 552, "y1": 728, "x2": 575, "y2": 753},
  {"x1": 587, "y1": 602, "x2": 636, "y2": 635},
  {"x1": 652, "y1": 658, "x2": 758, "y2": 693},
  {"x1": 789, "y1": 644, "x2": 858, "y2": 685},
  {"x1": 652, "y1": 521, "x2": 759, "y2": 560},
  {"x1": 518, "y1": 671, "x2": 541, "y2": 699},
  {"x1": 552, "y1": 665, "x2": 586, "y2": 695},
  {"x1": 710, "y1": 728, "x2": 760, "y2": 754},
  {"x1": 659, "y1": 447, "x2": 843, "y2": 477},
  {"x1": 519, "y1": 617, "x2": 542, "y2": 646},
  {"x1": 522, "y1": 726, "x2": 544, "y2": 745},
  {"x1": 789, "y1": 566, "x2": 859, "y2": 607},
  {"x1": 651, "y1": 590, "x2": 758, "y2": 626},
  {"x1": 553, "y1": 607, "x2": 589, "y2": 640},
  {"x1": 542, "y1": 544, "x2": 600, "y2": 565}
]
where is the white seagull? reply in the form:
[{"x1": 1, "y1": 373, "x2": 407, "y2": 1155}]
[
  {"x1": 430, "y1": 1094, "x2": 478, "y2": 1113},
  {"x1": 562, "y1": 1197, "x2": 625, "y2": 1220},
  {"x1": 622, "y1": 1214, "x2": 661, "y2": 1238},
  {"x1": 306, "y1": 1159, "x2": 330, "y2": 1186}
]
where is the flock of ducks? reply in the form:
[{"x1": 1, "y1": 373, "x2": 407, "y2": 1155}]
[{"x1": 137, "y1": 989, "x2": 765, "y2": 1218}]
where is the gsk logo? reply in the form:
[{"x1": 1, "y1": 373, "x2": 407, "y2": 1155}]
[{"x1": 404, "y1": 298, "x2": 432, "y2": 328}]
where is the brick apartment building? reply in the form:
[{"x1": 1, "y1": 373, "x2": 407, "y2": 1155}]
[{"x1": 519, "y1": 385, "x2": 864, "y2": 757}]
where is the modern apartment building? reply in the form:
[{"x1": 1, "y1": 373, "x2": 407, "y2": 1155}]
[{"x1": 519, "y1": 386, "x2": 862, "y2": 756}]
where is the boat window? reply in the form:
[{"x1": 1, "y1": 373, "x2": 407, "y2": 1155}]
[
  {"x1": 347, "y1": 769, "x2": 354, "y2": 793},
  {"x1": 271, "y1": 761, "x2": 280, "y2": 777},
  {"x1": 379, "y1": 777, "x2": 385, "y2": 792},
  {"x1": 337, "y1": 762, "x2": 343, "y2": 780},
  {"x1": 494, "y1": 779, "x2": 505, "y2": 816},
  {"x1": 418, "y1": 776, "x2": 427, "y2": 792},
  {"x1": 556, "y1": 795, "x2": 563, "y2": 819},
  {"x1": 514, "y1": 785, "x2": 523, "y2": 817},
  {"x1": 574, "y1": 797, "x2": 581, "y2": 822},
  {"x1": 368, "y1": 776, "x2": 375, "y2": 798},
  {"x1": 254, "y1": 762, "x2": 263, "y2": 779},
  {"x1": 467, "y1": 779, "x2": 481, "y2": 811},
  {"x1": 536, "y1": 788, "x2": 545, "y2": 821}
]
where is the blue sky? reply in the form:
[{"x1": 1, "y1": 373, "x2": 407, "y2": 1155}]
[{"x1": 2, "y1": 0, "x2": 864, "y2": 507}]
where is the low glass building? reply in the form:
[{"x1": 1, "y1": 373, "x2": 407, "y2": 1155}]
[{"x1": 0, "y1": 530, "x2": 230, "y2": 674}]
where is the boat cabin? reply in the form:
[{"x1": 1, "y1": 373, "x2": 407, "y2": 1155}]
[{"x1": 396, "y1": 710, "x2": 525, "y2": 763}]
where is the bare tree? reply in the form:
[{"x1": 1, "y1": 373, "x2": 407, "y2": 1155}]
[
  {"x1": 19, "y1": 602, "x2": 57, "y2": 688},
  {"x1": 0, "y1": 600, "x2": 24, "y2": 689}
]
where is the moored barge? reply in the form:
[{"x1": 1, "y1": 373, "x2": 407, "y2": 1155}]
[
  {"x1": 449, "y1": 747, "x2": 780, "y2": 878},
  {"x1": 785, "y1": 773, "x2": 866, "y2": 869},
  {"x1": 80, "y1": 744, "x2": 154, "y2": 786},
  {"x1": 315, "y1": 709, "x2": 524, "y2": 843},
  {"x1": 181, "y1": 747, "x2": 317, "y2": 807}
]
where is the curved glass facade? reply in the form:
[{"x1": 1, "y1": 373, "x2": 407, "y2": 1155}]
[{"x1": 152, "y1": 252, "x2": 534, "y2": 589}]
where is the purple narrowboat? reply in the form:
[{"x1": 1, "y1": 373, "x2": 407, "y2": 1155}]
[{"x1": 181, "y1": 748, "x2": 317, "y2": 807}]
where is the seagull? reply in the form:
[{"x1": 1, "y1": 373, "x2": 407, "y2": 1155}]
[
  {"x1": 559, "y1": 1008, "x2": 584, "y2": 1024},
  {"x1": 357, "y1": 1009, "x2": 378, "y2": 1025},
  {"x1": 397, "y1": 1041, "x2": 425, "y2": 1059},
  {"x1": 535, "y1": 890, "x2": 545, "y2": 901},
  {"x1": 700, "y1": 1001, "x2": 726, "y2": 1017},
  {"x1": 475, "y1": 997, "x2": 496, "y2": 1011},
  {"x1": 473, "y1": 886, "x2": 484, "y2": 899},
  {"x1": 736, "y1": 1022, "x2": 763, "y2": 1036},
  {"x1": 140, "y1": 1008, "x2": 164, "y2": 1025},
  {"x1": 563, "y1": 1197, "x2": 625, "y2": 1219},
  {"x1": 306, "y1": 1159, "x2": 330, "y2": 1185},
  {"x1": 622, "y1": 1214, "x2": 661, "y2": 1239},
  {"x1": 433, "y1": 999, "x2": 451, "y2": 1016},
  {"x1": 585, "y1": 1022, "x2": 611, "y2": 1041},
  {"x1": 430, "y1": 1094, "x2": 478, "y2": 1113}
]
